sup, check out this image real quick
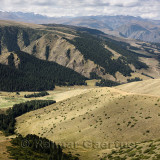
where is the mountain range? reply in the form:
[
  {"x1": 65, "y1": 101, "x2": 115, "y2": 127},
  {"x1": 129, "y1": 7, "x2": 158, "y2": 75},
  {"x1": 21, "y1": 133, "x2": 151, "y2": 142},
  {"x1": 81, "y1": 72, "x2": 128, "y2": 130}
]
[{"x1": 1, "y1": 11, "x2": 160, "y2": 43}]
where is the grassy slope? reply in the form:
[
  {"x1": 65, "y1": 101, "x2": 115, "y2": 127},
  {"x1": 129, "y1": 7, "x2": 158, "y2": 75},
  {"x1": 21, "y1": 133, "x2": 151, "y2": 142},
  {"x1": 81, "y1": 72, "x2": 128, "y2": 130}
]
[
  {"x1": 0, "y1": 86, "x2": 92, "y2": 109},
  {"x1": 15, "y1": 79, "x2": 160, "y2": 160},
  {"x1": 103, "y1": 139, "x2": 160, "y2": 160},
  {"x1": 116, "y1": 79, "x2": 160, "y2": 96}
]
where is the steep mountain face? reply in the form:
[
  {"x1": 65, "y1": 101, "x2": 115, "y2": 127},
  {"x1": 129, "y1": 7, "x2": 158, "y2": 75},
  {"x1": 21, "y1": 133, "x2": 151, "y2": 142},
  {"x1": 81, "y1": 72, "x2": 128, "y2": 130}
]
[
  {"x1": 118, "y1": 24, "x2": 149, "y2": 38},
  {"x1": 0, "y1": 25, "x2": 108, "y2": 79},
  {"x1": 63, "y1": 16, "x2": 160, "y2": 43},
  {"x1": 0, "y1": 20, "x2": 160, "y2": 90},
  {"x1": 117, "y1": 23, "x2": 160, "y2": 43},
  {"x1": 22, "y1": 34, "x2": 103, "y2": 78},
  {"x1": 0, "y1": 23, "x2": 105, "y2": 80}
]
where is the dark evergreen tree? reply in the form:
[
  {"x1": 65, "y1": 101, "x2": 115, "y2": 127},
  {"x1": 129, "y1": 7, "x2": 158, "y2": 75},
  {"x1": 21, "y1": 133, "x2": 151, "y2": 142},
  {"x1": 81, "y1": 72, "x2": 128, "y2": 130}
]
[
  {"x1": 8, "y1": 53, "x2": 15, "y2": 68},
  {"x1": 96, "y1": 79, "x2": 120, "y2": 87}
]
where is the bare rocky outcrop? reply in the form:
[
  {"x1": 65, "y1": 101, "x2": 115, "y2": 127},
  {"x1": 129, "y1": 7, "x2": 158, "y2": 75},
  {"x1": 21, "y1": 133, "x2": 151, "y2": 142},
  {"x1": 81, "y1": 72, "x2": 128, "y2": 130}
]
[{"x1": 0, "y1": 52, "x2": 20, "y2": 68}]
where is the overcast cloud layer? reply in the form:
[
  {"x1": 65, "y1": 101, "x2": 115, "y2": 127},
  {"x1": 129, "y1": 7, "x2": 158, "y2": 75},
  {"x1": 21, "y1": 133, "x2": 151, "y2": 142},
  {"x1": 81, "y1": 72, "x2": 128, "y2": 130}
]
[{"x1": 0, "y1": 0, "x2": 160, "y2": 19}]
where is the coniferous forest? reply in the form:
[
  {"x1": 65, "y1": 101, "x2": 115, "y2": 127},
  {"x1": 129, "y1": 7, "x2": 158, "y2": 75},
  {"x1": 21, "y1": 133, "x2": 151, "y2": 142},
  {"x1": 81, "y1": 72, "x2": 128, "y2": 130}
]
[
  {"x1": 96, "y1": 79, "x2": 120, "y2": 87},
  {"x1": 7, "y1": 134, "x2": 79, "y2": 160},
  {"x1": 68, "y1": 33, "x2": 138, "y2": 77},
  {"x1": 104, "y1": 37, "x2": 149, "y2": 70},
  {"x1": 0, "y1": 51, "x2": 87, "y2": 92},
  {"x1": 0, "y1": 100, "x2": 56, "y2": 135}
]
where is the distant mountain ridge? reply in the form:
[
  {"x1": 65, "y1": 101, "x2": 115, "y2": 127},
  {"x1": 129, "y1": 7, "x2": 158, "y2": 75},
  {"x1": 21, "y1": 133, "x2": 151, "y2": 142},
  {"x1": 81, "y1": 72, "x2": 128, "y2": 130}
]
[
  {"x1": 1, "y1": 11, "x2": 160, "y2": 42},
  {"x1": 0, "y1": 11, "x2": 51, "y2": 23}
]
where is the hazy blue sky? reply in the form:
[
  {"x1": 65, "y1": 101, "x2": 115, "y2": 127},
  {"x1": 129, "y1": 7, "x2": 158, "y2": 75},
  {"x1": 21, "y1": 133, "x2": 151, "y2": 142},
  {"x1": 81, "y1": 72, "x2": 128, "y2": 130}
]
[{"x1": 0, "y1": 0, "x2": 160, "y2": 19}]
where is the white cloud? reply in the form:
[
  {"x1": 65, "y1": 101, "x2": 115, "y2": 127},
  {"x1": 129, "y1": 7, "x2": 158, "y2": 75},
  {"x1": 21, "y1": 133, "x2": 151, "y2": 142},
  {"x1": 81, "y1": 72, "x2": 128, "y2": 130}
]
[
  {"x1": 0, "y1": 0, "x2": 160, "y2": 19},
  {"x1": 108, "y1": 0, "x2": 139, "y2": 7}
]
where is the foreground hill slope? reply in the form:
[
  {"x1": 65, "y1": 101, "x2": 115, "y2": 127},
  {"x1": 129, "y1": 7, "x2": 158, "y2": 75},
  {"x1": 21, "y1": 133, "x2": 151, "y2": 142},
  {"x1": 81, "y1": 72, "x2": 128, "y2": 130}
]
[
  {"x1": 103, "y1": 139, "x2": 160, "y2": 160},
  {"x1": 16, "y1": 79, "x2": 160, "y2": 159}
]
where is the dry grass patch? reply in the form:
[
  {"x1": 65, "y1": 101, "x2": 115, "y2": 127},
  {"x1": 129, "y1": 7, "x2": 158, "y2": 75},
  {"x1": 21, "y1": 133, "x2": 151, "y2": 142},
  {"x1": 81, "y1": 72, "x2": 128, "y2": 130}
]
[{"x1": 15, "y1": 84, "x2": 160, "y2": 160}]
